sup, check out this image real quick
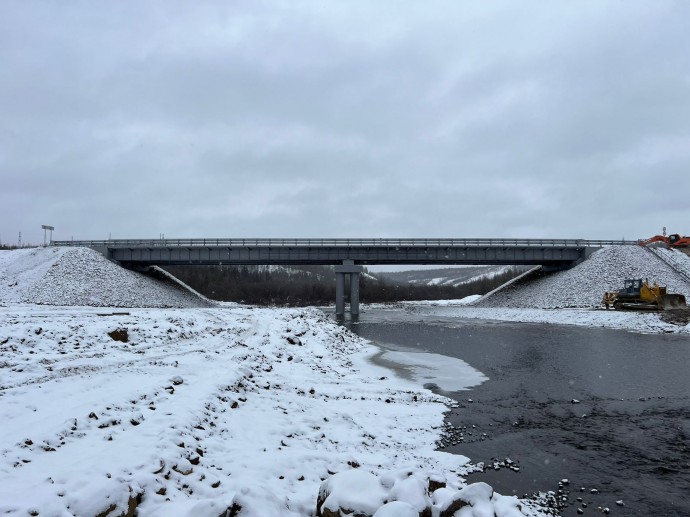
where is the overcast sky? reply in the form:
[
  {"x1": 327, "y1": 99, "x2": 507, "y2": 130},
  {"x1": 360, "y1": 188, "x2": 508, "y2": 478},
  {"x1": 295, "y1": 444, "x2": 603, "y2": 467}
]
[{"x1": 2, "y1": 1, "x2": 689, "y2": 245}]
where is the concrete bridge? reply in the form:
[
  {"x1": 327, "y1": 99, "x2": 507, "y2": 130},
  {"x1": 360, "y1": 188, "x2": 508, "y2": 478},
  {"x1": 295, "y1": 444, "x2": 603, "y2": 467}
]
[{"x1": 53, "y1": 238, "x2": 635, "y2": 316}]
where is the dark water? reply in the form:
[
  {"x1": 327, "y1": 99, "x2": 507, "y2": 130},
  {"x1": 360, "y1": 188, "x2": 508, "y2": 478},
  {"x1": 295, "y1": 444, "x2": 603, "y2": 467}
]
[{"x1": 337, "y1": 307, "x2": 690, "y2": 517}]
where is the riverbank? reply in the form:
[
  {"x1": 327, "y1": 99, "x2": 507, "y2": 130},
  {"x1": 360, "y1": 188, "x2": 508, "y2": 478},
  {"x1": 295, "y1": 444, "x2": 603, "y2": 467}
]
[
  {"x1": 0, "y1": 304, "x2": 549, "y2": 516},
  {"x1": 345, "y1": 307, "x2": 690, "y2": 516},
  {"x1": 363, "y1": 302, "x2": 690, "y2": 335}
]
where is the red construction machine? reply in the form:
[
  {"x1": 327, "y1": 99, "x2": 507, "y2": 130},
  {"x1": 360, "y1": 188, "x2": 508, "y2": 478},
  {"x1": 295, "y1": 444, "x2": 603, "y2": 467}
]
[{"x1": 638, "y1": 232, "x2": 690, "y2": 249}]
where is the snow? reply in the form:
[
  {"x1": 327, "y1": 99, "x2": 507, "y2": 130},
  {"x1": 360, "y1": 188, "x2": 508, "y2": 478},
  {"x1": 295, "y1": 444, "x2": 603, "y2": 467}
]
[
  {"x1": 477, "y1": 245, "x2": 690, "y2": 309},
  {"x1": 395, "y1": 305, "x2": 690, "y2": 335},
  {"x1": 380, "y1": 350, "x2": 488, "y2": 391},
  {"x1": 401, "y1": 295, "x2": 483, "y2": 306},
  {"x1": 0, "y1": 304, "x2": 479, "y2": 516},
  {"x1": 450, "y1": 266, "x2": 516, "y2": 288},
  {"x1": 0, "y1": 304, "x2": 550, "y2": 516},
  {"x1": 0, "y1": 247, "x2": 555, "y2": 516},
  {"x1": 372, "y1": 501, "x2": 418, "y2": 517},
  {"x1": 318, "y1": 470, "x2": 387, "y2": 515},
  {"x1": 317, "y1": 470, "x2": 529, "y2": 517}
]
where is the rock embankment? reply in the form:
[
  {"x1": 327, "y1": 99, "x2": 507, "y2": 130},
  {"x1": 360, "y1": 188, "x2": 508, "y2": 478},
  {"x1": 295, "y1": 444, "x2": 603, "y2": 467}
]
[
  {"x1": 477, "y1": 246, "x2": 690, "y2": 309},
  {"x1": 0, "y1": 247, "x2": 210, "y2": 308}
]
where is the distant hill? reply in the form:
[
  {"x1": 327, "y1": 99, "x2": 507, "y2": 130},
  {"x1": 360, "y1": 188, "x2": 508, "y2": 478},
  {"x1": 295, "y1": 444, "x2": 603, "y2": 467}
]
[{"x1": 378, "y1": 265, "x2": 528, "y2": 287}]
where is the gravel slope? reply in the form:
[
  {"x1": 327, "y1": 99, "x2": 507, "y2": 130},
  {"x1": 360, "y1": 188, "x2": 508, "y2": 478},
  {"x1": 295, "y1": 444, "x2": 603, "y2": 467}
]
[
  {"x1": 0, "y1": 247, "x2": 211, "y2": 308},
  {"x1": 477, "y1": 246, "x2": 690, "y2": 309}
]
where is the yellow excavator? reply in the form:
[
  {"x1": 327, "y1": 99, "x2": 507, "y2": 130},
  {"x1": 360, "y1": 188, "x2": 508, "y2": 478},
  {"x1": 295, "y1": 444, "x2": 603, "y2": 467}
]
[{"x1": 603, "y1": 279, "x2": 686, "y2": 310}]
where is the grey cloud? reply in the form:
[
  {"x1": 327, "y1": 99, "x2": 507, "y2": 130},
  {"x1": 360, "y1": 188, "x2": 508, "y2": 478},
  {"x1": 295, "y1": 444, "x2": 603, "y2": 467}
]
[{"x1": 2, "y1": 1, "x2": 689, "y2": 244}]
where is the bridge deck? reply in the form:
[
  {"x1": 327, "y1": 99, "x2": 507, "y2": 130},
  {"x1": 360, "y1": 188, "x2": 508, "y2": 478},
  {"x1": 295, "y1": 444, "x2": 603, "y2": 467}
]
[{"x1": 53, "y1": 238, "x2": 635, "y2": 267}]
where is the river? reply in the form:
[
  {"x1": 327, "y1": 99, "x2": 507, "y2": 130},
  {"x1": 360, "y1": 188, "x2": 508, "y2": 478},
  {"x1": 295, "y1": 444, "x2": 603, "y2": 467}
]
[{"x1": 336, "y1": 306, "x2": 690, "y2": 517}]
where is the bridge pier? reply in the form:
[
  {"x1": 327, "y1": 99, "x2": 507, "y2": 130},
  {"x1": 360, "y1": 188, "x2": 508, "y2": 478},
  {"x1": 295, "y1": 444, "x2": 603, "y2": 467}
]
[{"x1": 335, "y1": 260, "x2": 363, "y2": 317}]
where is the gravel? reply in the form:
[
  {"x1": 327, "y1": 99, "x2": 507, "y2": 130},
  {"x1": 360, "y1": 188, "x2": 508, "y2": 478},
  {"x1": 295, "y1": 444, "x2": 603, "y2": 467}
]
[
  {"x1": 477, "y1": 245, "x2": 690, "y2": 309},
  {"x1": 1, "y1": 247, "x2": 211, "y2": 308}
]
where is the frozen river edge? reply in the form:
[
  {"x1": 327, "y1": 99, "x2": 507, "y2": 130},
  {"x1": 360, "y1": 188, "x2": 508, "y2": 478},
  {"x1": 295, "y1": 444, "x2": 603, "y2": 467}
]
[
  {"x1": 0, "y1": 304, "x2": 545, "y2": 517},
  {"x1": 367, "y1": 301, "x2": 690, "y2": 335}
]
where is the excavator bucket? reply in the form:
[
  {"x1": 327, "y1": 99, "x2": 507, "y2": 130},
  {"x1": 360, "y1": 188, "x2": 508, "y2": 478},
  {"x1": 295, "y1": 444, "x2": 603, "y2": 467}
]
[{"x1": 662, "y1": 294, "x2": 687, "y2": 310}]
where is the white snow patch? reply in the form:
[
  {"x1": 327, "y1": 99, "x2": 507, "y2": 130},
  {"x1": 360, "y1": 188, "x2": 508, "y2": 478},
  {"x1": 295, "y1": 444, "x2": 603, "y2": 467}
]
[
  {"x1": 427, "y1": 306, "x2": 690, "y2": 334},
  {"x1": 402, "y1": 295, "x2": 482, "y2": 307},
  {"x1": 373, "y1": 501, "x2": 418, "y2": 517},
  {"x1": 381, "y1": 350, "x2": 488, "y2": 392}
]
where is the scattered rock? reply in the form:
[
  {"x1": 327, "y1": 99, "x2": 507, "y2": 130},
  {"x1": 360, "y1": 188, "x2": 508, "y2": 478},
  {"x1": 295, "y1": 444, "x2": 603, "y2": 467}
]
[
  {"x1": 172, "y1": 459, "x2": 193, "y2": 476},
  {"x1": 108, "y1": 328, "x2": 129, "y2": 343}
]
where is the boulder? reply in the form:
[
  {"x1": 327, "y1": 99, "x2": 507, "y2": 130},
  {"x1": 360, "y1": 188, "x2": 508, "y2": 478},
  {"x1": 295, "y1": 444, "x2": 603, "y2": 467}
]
[
  {"x1": 373, "y1": 501, "x2": 419, "y2": 517},
  {"x1": 316, "y1": 470, "x2": 387, "y2": 517},
  {"x1": 438, "y1": 482, "x2": 494, "y2": 517}
]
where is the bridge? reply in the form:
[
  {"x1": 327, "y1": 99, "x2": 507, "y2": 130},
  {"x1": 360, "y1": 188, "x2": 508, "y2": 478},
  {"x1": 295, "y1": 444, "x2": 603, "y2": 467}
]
[{"x1": 53, "y1": 238, "x2": 635, "y2": 316}]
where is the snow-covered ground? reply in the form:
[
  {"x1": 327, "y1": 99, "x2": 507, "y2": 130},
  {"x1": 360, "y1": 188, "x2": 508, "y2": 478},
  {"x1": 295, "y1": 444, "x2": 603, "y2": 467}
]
[
  {"x1": 0, "y1": 305, "x2": 538, "y2": 517},
  {"x1": 0, "y1": 248, "x2": 545, "y2": 516},
  {"x1": 446, "y1": 306, "x2": 689, "y2": 334}
]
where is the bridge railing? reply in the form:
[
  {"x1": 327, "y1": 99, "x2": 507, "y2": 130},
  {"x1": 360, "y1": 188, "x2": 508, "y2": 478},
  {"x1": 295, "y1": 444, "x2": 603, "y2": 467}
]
[{"x1": 52, "y1": 238, "x2": 639, "y2": 248}]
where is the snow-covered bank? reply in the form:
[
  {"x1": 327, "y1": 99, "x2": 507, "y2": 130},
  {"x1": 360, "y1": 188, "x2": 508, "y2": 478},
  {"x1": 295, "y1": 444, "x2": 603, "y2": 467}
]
[
  {"x1": 0, "y1": 305, "x2": 542, "y2": 516},
  {"x1": 385, "y1": 304, "x2": 690, "y2": 335}
]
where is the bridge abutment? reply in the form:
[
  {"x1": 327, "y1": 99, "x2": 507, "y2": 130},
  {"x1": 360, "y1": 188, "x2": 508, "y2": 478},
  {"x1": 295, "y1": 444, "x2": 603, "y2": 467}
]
[{"x1": 335, "y1": 260, "x2": 363, "y2": 317}]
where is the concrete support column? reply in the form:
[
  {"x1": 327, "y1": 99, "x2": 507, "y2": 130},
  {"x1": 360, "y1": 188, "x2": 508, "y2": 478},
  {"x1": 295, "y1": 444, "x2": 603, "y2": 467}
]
[
  {"x1": 335, "y1": 260, "x2": 363, "y2": 317},
  {"x1": 335, "y1": 272, "x2": 346, "y2": 316},
  {"x1": 350, "y1": 272, "x2": 360, "y2": 315}
]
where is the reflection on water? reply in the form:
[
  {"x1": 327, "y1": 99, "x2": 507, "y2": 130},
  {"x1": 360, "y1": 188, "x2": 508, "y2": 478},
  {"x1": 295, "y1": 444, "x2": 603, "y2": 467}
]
[{"x1": 335, "y1": 307, "x2": 690, "y2": 517}]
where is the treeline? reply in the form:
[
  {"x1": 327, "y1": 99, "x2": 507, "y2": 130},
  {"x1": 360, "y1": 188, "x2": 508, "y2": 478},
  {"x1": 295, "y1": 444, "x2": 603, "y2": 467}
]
[
  {"x1": 162, "y1": 264, "x2": 526, "y2": 306},
  {"x1": 0, "y1": 244, "x2": 40, "y2": 250}
]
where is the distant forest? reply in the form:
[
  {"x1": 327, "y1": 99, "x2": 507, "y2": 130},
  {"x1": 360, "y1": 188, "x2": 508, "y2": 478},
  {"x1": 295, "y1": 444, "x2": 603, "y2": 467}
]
[{"x1": 162, "y1": 265, "x2": 527, "y2": 306}]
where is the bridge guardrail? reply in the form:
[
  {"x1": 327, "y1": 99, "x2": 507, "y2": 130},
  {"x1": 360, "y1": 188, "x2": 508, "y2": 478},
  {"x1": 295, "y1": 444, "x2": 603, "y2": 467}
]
[{"x1": 51, "y1": 238, "x2": 639, "y2": 248}]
